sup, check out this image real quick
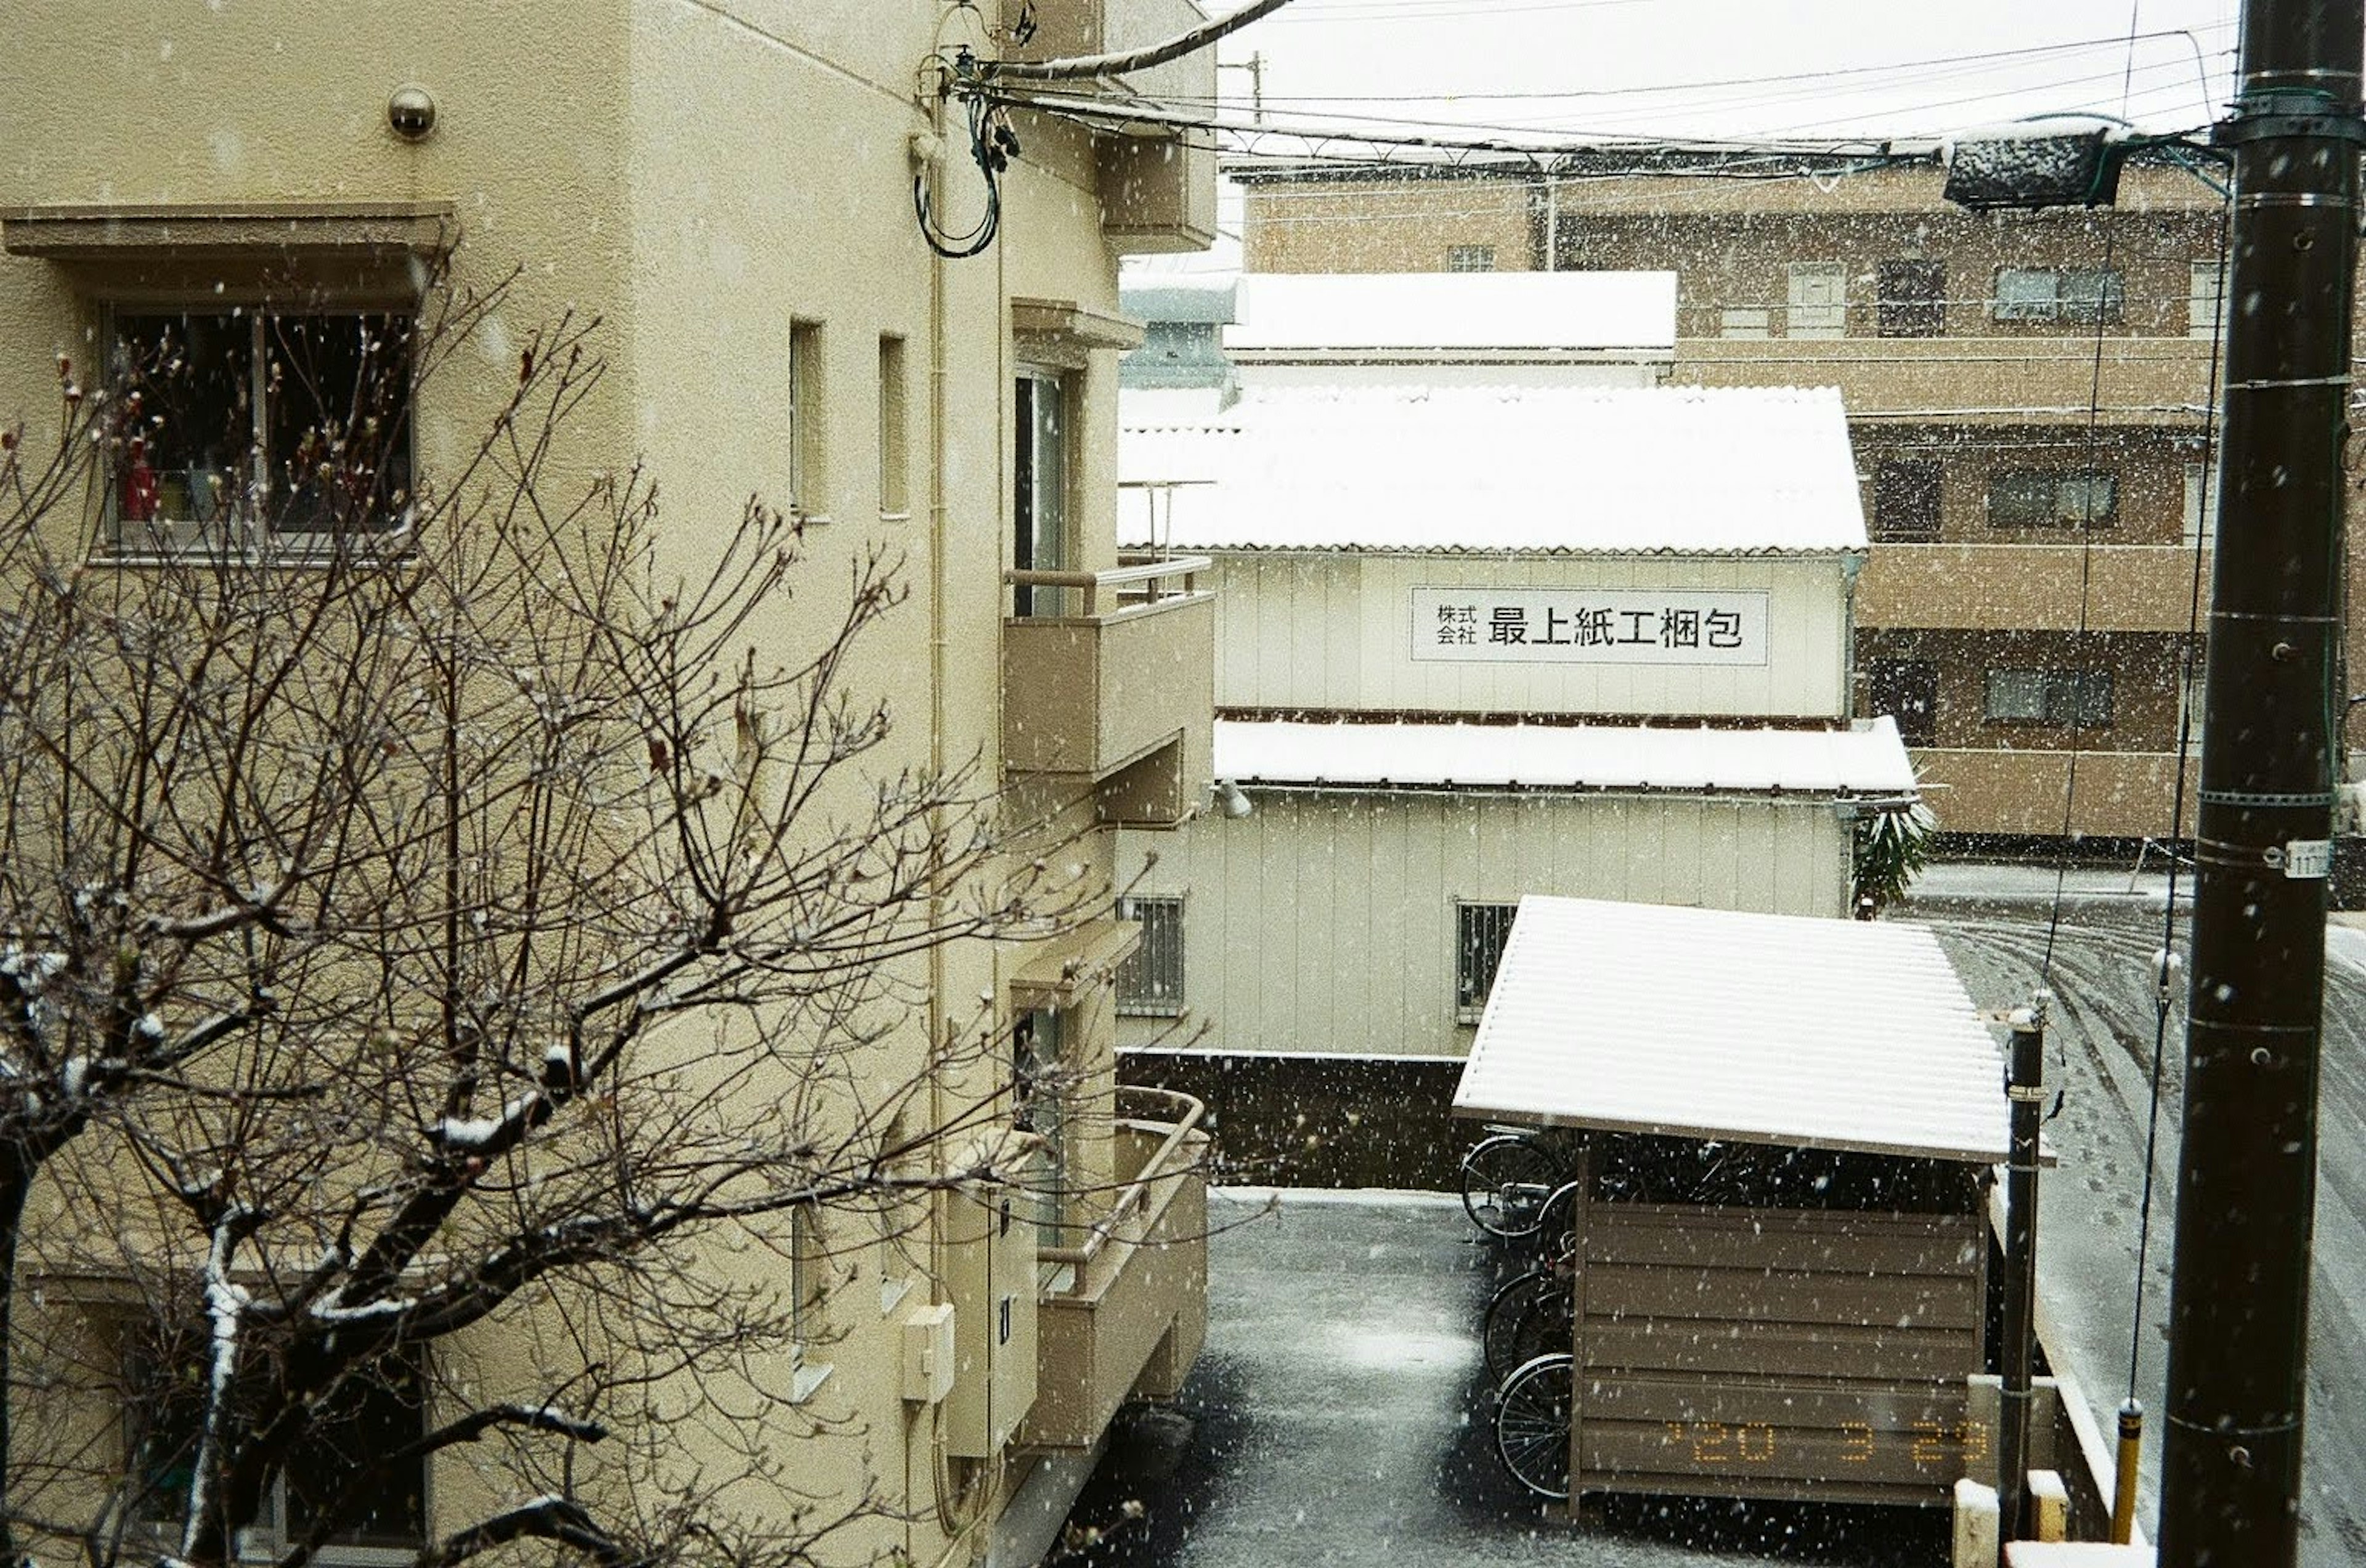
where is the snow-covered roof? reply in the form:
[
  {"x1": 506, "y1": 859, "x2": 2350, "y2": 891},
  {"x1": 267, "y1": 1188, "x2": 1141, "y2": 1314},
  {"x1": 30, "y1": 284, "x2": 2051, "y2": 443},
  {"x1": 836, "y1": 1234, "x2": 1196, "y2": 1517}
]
[
  {"x1": 1217, "y1": 717, "x2": 1915, "y2": 797},
  {"x1": 1225, "y1": 271, "x2": 1676, "y2": 354},
  {"x1": 1120, "y1": 384, "x2": 1866, "y2": 554},
  {"x1": 1454, "y1": 896, "x2": 2012, "y2": 1164}
]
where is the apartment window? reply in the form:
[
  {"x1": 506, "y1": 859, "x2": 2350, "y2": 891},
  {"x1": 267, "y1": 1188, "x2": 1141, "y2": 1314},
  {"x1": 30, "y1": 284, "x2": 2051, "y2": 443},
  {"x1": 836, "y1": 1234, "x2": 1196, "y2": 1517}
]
[
  {"x1": 125, "y1": 1326, "x2": 426, "y2": 1552},
  {"x1": 1454, "y1": 901, "x2": 1518, "y2": 1023},
  {"x1": 1868, "y1": 658, "x2": 1939, "y2": 745},
  {"x1": 1011, "y1": 1007, "x2": 1068, "y2": 1249},
  {"x1": 1993, "y1": 266, "x2": 2124, "y2": 324},
  {"x1": 1115, "y1": 895, "x2": 1185, "y2": 1017},
  {"x1": 1013, "y1": 369, "x2": 1070, "y2": 617},
  {"x1": 2184, "y1": 460, "x2": 2220, "y2": 546},
  {"x1": 1985, "y1": 667, "x2": 2113, "y2": 728},
  {"x1": 1988, "y1": 468, "x2": 2116, "y2": 528},
  {"x1": 1877, "y1": 260, "x2": 1947, "y2": 338},
  {"x1": 1447, "y1": 244, "x2": 1497, "y2": 272},
  {"x1": 1871, "y1": 459, "x2": 1943, "y2": 539},
  {"x1": 2189, "y1": 258, "x2": 2228, "y2": 341},
  {"x1": 1786, "y1": 262, "x2": 1847, "y2": 339},
  {"x1": 789, "y1": 319, "x2": 826, "y2": 520},
  {"x1": 878, "y1": 333, "x2": 909, "y2": 519},
  {"x1": 1718, "y1": 307, "x2": 1771, "y2": 339},
  {"x1": 108, "y1": 309, "x2": 413, "y2": 550}
]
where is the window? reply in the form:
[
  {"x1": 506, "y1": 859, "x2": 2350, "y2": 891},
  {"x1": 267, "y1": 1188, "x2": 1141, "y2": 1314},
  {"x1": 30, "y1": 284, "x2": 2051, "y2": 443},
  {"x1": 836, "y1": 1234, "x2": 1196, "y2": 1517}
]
[
  {"x1": 1454, "y1": 901, "x2": 1518, "y2": 1023},
  {"x1": 1868, "y1": 658, "x2": 1939, "y2": 745},
  {"x1": 1786, "y1": 262, "x2": 1846, "y2": 338},
  {"x1": 1988, "y1": 468, "x2": 2116, "y2": 528},
  {"x1": 878, "y1": 333, "x2": 909, "y2": 518},
  {"x1": 1718, "y1": 307, "x2": 1771, "y2": 339},
  {"x1": 2189, "y1": 258, "x2": 2228, "y2": 341},
  {"x1": 788, "y1": 318, "x2": 826, "y2": 520},
  {"x1": 1984, "y1": 667, "x2": 2113, "y2": 728},
  {"x1": 1877, "y1": 260, "x2": 1946, "y2": 337},
  {"x1": 1992, "y1": 266, "x2": 2124, "y2": 324},
  {"x1": 108, "y1": 309, "x2": 413, "y2": 550},
  {"x1": 124, "y1": 1324, "x2": 427, "y2": 1554},
  {"x1": 1010, "y1": 1007, "x2": 1068, "y2": 1249},
  {"x1": 1446, "y1": 244, "x2": 1496, "y2": 272},
  {"x1": 1115, "y1": 895, "x2": 1185, "y2": 1017},
  {"x1": 1871, "y1": 459, "x2": 1942, "y2": 538},
  {"x1": 1013, "y1": 369, "x2": 1070, "y2": 616},
  {"x1": 2184, "y1": 460, "x2": 2220, "y2": 546}
]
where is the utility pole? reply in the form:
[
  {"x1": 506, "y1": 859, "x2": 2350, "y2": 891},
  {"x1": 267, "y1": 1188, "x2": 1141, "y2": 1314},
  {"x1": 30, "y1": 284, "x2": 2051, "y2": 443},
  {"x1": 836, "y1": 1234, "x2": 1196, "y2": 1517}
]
[
  {"x1": 2158, "y1": 1, "x2": 2362, "y2": 1561},
  {"x1": 1998, "y1": 1002, "x2": 2047, "y2": 1553}
]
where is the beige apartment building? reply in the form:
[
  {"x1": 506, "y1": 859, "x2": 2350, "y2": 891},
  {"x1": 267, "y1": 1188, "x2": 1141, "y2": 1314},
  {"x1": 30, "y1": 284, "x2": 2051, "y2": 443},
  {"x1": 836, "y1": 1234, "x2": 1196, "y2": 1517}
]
[
  {"x1": 1234, "y1": 152, "x2": 2311, "y2": 845},
  {"x1": 0, "y1": 4, "x2": 1218, "y2": 1567}
]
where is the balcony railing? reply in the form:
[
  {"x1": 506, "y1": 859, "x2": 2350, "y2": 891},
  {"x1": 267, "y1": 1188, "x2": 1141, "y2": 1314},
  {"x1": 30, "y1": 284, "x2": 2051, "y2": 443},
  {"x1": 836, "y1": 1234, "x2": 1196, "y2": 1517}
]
[
  {"x1": 1022, "y1": 1086, "x2": 1210, "y2": 1450},
  {"x1": 1677, "y1": 335, "x2": 2216, "y2": 422},
  {"x1": 1858, "y1": 543, "x2": 2209, "y2": 633},
  {"x1": 1002, "y1": 556, "x2": 1214, "y2": 826},
  {"x1": 1909, "y1": 746, "x2": 2198, "y2": 839}
]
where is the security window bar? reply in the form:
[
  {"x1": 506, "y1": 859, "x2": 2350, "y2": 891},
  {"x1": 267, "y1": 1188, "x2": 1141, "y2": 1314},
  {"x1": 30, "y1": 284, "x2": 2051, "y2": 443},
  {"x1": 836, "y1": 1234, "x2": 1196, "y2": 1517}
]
[
  {"x1": 1872, "y1": 459, "x2": 1943, "y2": 539},
  {"x1": 108, "y1": 309, "x2": 413, "y2": 551},
  {"x1": 1876, "y1": 260, "x2": 1946, "y2": 338},
  {"x1": 1446, "y1": 244, "x2": 1497, "y2": 272},
  {"x1": 1455, "y1": 901, "x2": 1518, "y2": 1023},
  {"x1": 1987, "y1": 468, "x2": 2116, "y2": 528},
  {"x1": 1992, "y1": 266, "x2": 2124, "y2": 325},
  {"x1": 1115, "y1": 895, "x2": 1185, "y2": 1017},
  {"x1": 1869, "y1": 658, "x2": 1940, "y2": 746},
  {"x1": 1984, "y1": 667, "x2": 2113, "y2": 728}
]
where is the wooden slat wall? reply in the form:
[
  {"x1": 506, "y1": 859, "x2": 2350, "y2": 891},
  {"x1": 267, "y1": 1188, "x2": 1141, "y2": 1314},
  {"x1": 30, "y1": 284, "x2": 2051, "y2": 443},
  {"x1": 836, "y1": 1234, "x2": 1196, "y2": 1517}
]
[{"x1": 1573, "y1": 1203, "x2": 1986, "y2": 1505}]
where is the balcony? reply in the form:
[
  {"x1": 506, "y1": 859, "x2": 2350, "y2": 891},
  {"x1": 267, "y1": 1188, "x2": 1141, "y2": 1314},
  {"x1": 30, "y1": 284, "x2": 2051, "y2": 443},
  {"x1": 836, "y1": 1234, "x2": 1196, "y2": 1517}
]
[
  {"x1": 1859, "y1": 543, "x2": 2207, "y2": 633},
  {"x1": 1911, "y1": 746, "x2": 2197, "y2": 839},
  {"x1": 1675, "y1": 336, "x2": 2216, "y2": 423},
  {"x1": 1022, "y1": 1087, "x2": 1210, "y2": 1450},
  {"x1": 1003, "y1": 555, "x2": 1214, "y2": 827}
]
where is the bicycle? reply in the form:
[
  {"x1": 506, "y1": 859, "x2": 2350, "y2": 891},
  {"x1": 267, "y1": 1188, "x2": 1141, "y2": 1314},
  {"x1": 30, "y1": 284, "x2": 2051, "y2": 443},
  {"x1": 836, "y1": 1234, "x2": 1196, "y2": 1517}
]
[
  {"x1": 1493, "y1": 1351, "x2": 1575, "y2": 1500},
  {"x1": 1458, "y1": 1129, "x2": 1564, "y2": 1239}
]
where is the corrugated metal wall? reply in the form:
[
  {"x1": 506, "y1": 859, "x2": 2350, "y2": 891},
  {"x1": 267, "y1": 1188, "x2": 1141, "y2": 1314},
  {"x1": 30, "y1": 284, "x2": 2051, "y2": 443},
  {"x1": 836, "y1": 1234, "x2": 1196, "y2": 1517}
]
[
  {"x1": 1211, "y1": 553, "x2": 1850, "y2": 719},
  {"x1": 1116, "y1": 790, "x2": 1848, "y2": 1058}
]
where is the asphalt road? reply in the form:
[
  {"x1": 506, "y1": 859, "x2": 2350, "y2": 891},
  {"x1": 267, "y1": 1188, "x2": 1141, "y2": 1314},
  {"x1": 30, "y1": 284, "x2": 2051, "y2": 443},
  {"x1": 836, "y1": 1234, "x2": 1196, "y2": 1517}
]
[{"x1": 1906, "y1": 893, "x2": 2366, "y2": 1567}]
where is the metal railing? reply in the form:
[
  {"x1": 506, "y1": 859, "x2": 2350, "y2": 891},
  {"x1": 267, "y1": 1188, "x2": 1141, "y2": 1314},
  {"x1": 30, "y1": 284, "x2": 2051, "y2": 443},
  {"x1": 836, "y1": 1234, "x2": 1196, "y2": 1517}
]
[
  {"x1": 1004, "y1": 554, "x2": 1211, "y2": 618},
  {"x1": 1036, "y1": 1084, "x2": 1206, "y2": 1277}
]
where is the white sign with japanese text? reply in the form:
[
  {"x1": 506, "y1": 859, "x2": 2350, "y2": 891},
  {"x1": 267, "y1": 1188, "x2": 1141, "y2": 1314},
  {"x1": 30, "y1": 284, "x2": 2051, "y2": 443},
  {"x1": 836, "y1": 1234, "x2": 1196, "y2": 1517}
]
[{"x1": 1410, "y1": 587, "x2": 1770, "y2": 666}]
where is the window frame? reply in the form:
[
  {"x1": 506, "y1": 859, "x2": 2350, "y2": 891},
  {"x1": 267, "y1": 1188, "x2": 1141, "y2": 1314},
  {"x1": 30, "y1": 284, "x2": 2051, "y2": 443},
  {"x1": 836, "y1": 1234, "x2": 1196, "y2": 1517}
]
[
  {"x1": 1993, "y1": 266, "x2": 2124, "y2": 325},
  {"x1": 1871, "y1": 457, "x2": 1943, "y2": 539},
  {"x1": 1986, "y1": 467, "x2": 2117, "y2": 529},
  {"x1": 121, "y1": 1323, "x2": 431, "y2": 1564},
  {"x1": 1868, "y1": 657, "x2": 1940, "y2": 746},
  {"x1": 1445, "y1": 244, "x2": 1497, "y2": 272},
  {"x1": 1876, "y1": 259, "x2": 1946, "y2": 338},
  {"x1": 788, "y1": 317, "x2": 827, "y2": 523},
  {"x1": 1012, "y1": 366, "x2": 1073, "y2": 617},
  {"x1": 1453, "y1": 900, "x2": 1518, "y2": 1025},
  {"x1": 877, "y1": 332, "x2": 909, "y2": 520},
  {"x1": 1115, "y1": 894, "x2": 1186, "y2": 1018},
  {"x1": 1983, "y1": 667, "x2": 2113, "y2": 728},
  {"x1": 102, "y1": 303, "x2": 417, "y2": 556},
  {"x1": 1786, "y1": 261, "x2": 1847, "y2": 339}
]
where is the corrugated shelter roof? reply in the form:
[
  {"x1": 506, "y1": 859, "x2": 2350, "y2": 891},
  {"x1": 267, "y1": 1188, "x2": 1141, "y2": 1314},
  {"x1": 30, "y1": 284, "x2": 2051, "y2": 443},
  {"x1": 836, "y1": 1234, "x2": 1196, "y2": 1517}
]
[
  {"x1": 1217, "y1": 717, "x2": 1917, "y2": 797},
  {"x1": 1225, "y1": 271, "x2": 1676, "y2": 354},
  {"x1": 1453, "y1": 896, "x2": 2014, "y2": 1164},
  {"x1": 1118, "y1": 384, "x2": 1865, "y2": 554}
]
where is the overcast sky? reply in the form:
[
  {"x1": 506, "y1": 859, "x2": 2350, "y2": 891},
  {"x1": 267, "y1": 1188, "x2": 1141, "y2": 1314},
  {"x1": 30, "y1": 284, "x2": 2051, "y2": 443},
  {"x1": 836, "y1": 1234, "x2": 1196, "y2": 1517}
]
[{"x1": 1208, "y1": 0, "x2": 2242, "y2": 145}]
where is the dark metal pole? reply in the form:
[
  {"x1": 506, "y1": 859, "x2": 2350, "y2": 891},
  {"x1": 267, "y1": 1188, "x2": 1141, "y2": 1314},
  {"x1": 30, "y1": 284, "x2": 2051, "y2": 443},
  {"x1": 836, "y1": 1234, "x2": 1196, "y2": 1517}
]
[
  {"x1": 2160, "y1": 3, "x2": 2362, "y2": 1562},
  {"x1": 1998, "y1": 1003, "x2": 2047, "y2": 1553}
]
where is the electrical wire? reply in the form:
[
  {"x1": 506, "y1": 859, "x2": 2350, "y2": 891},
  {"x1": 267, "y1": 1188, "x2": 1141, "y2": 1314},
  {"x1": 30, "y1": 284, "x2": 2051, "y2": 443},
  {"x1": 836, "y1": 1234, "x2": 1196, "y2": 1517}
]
[{"x1": 916, "y1": 76, "x2": 1019, "y2": 259}]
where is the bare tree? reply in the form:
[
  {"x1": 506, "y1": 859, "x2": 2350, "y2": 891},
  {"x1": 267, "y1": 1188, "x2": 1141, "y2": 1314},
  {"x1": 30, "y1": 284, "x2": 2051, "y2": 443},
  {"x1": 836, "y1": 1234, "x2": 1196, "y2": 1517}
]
[{"x1": 0, "y1": 272, "x2": 1090, "y2": 1568}]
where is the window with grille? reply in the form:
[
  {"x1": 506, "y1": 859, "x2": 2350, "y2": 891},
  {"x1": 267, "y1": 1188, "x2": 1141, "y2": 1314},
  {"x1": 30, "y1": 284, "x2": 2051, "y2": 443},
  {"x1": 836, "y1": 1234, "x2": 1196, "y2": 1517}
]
[
  {"x1": 1446, "y1": 244, "x2": 1496, "y2": 272},
  {"x1": 1116, "y1": 895, "x2": 1185, "y2": 1017},
  {"x1": 1869, "y1": 658, "x2": 1939, "y2": 745},
  {"x1": 1455, "y1": 901, "x2": 1518, "y2": 1023},
  {"x1": 1988, "y1": 468, "x2": 2116, "y2": 527},
  {"x1": 1984, "y1": 667, "x2": 2113, "y2": 728},
  {"x1": 1872, "y1": 459, "x2": 1943, "y2": 538},
  {"x1": 1876, "y1": 260, "x2": 1946, "y2": 337}
]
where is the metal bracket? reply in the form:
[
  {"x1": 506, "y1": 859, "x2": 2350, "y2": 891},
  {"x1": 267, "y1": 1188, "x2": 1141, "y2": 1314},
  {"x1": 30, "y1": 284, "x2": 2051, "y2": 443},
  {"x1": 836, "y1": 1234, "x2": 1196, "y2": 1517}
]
[{"x1": 2214, "y1": 91, "x2": 2366, "y2": 147}]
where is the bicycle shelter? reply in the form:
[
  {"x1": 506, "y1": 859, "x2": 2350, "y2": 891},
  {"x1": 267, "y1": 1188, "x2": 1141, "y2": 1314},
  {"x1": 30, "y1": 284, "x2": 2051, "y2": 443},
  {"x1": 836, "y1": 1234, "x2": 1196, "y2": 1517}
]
[{"x1": 1453, "y1": 895, "x2": 2028, "y2": 1508}]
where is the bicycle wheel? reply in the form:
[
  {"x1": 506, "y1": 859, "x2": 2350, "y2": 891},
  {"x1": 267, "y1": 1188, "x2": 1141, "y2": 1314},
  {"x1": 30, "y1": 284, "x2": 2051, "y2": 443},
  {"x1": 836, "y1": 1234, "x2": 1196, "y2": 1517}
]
[
  {"x1": 1460, "y1": 1133, "x2": 1563, "y2": 1238},
  {"x1": 1494, "y1": 1352, "x2": 1575, "y2": 1500},
  {"x1": 1482, "y1": 1269, "x2": 1574, "y2": 1381},
  {"x1": 1527, "y1": 1179, "x2": 1584, "y2": 1261}
]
